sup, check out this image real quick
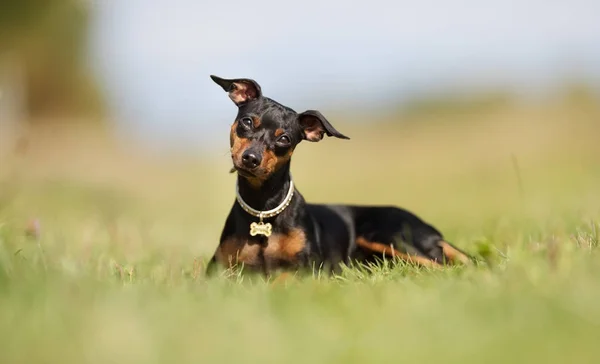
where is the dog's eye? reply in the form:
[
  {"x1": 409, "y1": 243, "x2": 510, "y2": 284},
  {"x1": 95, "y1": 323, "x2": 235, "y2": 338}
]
[
  {"x1": 240, "y1": 117, "x2": 253, "y2": 128},
  {"x1": 276, "y1": 135, "x2": 291, "y2": 146}
]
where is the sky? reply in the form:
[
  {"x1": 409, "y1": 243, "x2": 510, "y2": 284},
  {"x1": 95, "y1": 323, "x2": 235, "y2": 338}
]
[{"x1": 88, "y1": 0, "x2": 600, "y2": 150}]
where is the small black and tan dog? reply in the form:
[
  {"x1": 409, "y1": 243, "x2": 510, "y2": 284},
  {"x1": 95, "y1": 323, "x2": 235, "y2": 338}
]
[{"x1": 206, "y1": 75, "x2": 472, "y2": 278}]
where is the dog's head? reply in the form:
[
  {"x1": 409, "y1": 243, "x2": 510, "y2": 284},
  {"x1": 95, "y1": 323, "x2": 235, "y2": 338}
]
[{"x1": 210, "y1": 75, "x2": 349, "y2": 187}]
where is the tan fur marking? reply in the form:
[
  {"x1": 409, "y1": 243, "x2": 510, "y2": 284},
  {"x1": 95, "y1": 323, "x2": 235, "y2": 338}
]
[
  {"x1": 264, "y1": 229, "x2": 306, "y2": 262},
  {"x1": 270, "y1": 272, "x2": 294, "y2": 286},
  {"x1": 356, "y1": 237, "x2": 441, "y2": 268},
  {"x1": 274, "y1": 128, "x2": 284, "y2": 137},
  {"x1": 439, "y1": 241, "x2": 472, "y2": 265},
  {"x1": 230, "y1": 121, "x2": 251, "y2": 157},
  {"x1": 230, "y1": 121, "x2": 262, "y2": 188},
  {"x1": 245, "y1": 177, "x2": 264, "y2": 189},
  {"x1": 263, "y1": 148, "x2": 293, "y2": 176},
  {"x1": 215, "y1": 237, "x2": 261, "y2": 268},
  {"x1": 252, "y1": 116, "x2": 261, "y2": 128},
  {"x1": 229, "y1": 121, "x2": 237, "y2": 147}
]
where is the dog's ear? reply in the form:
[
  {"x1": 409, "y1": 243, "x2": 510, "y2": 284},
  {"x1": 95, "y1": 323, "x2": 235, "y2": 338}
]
[
  {"x1": 210, "y1": 75, "x2": 262, "y2": 106},
  {"x1": 298, "y1": 110, "x2": 350, "y2": 142}
]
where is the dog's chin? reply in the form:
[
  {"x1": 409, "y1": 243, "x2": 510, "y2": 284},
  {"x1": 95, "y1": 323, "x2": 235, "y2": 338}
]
[{"x1": 231, "y1": 165, "x2": 260, "y2": 179}]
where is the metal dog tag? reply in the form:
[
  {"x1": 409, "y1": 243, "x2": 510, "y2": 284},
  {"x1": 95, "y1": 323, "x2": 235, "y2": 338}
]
[{"x1": 250, "y1": 221, "x2": 272, "y2": 237}]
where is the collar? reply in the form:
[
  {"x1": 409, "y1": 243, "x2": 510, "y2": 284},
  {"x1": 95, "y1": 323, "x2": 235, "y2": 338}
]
[{"x1": 235, "y1": 179, "x2": 295, "y2": 220}]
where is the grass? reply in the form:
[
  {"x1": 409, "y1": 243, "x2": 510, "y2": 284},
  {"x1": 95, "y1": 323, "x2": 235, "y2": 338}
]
[{"x1": 1, "y1": 96, "x2": 600, "y2": 363}]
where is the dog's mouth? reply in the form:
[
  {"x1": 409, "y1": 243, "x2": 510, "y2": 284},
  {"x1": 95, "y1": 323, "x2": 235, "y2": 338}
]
[{"x1": 230, "y1": 165, "x2": 258, "y2": 179}]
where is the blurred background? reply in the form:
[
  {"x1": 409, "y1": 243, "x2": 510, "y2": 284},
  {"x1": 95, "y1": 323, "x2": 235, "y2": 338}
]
[{"x1": 1, "y1": 0, "x2": 599, "y2": 258}]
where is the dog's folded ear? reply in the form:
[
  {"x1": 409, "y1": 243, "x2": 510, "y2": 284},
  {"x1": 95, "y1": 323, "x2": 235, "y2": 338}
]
[
  {"x1": 210, "y1": 75, "x2": 262, "y2": 106},
  {"x1": 298, "y1": 110, "x2": 350, "y2": 142}
]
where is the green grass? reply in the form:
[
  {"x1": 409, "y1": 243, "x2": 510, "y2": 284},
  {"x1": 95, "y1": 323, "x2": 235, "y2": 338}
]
[{"x1": 1, "y1": 99, "x2": 600, "y2": 363}]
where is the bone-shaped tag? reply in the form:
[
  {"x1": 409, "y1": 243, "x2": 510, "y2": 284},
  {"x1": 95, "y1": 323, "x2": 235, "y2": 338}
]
[{"x1": 250, "y1": 222, "x2": 272, "y2": 237}]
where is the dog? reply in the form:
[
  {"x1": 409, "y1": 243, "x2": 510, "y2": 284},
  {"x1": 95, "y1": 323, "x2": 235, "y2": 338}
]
[{"x1": 205, "y1": 75, "x2": 472, "y2": 278}]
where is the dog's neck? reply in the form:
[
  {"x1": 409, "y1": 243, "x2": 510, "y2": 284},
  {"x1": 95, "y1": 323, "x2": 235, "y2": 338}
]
[{"x1": 236, "y1": 163, "x2": 293, "y2": 212}]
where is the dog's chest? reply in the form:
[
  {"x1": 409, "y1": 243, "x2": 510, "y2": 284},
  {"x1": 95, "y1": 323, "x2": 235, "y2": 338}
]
[{"x1": 216, "y1": 228, "x2": 307, "y2": 270}]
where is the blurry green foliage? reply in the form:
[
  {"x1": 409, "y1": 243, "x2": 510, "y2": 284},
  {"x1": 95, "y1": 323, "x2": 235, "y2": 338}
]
[{"x1": 0, "y1": 0, "x2": 104, "y2": 120}]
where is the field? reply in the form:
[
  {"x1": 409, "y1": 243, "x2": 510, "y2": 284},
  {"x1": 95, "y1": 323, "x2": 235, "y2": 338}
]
[{"x1": 1, "y1": 93, "x2": 599, "y2": 363}]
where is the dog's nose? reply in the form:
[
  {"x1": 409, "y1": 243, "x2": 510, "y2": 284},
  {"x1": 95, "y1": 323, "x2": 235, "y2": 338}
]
[{"x1": 241, "y1": 150, "x2": 262, "y2": 169}]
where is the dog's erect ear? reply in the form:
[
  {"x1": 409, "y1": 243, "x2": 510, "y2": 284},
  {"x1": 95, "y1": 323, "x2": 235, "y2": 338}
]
[
  {"x1": 210, "y1": 75, "x2": 262, "y2": 106},
  {"x1": 298, "y1": 110, "x2": 350, "y2": 142}
]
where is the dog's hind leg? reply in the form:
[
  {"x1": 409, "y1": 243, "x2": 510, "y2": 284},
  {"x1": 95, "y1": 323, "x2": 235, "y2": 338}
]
[
  {"x1": 438, "y1": 240, "x2": 473, "y2": 265},
  {"x1": 355, "y1": 237, "x2": 442, "y2": 268}
]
